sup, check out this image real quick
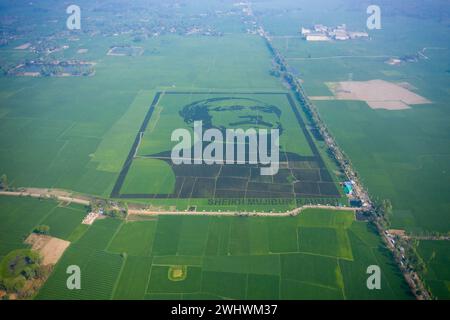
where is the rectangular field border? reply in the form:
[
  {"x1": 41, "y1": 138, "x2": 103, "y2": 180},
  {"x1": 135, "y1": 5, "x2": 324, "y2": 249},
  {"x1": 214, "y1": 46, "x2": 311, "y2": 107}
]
[{"x1": 110, "y1": 91, "x2": 338, "y2": 199}]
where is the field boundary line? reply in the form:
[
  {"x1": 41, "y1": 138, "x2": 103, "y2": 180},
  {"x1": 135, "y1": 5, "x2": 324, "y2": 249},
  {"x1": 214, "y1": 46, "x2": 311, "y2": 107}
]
[
  {"x1": 105, "y1": 221, "x2": 125, "y2": 252},
  {"x1": 34, "y1": 203, "x2": 59, "y2": 230},
  {"x1": 286, "y1": 55, "x2": 393, "y2": 61},
  {"x1": 144, "y1": 259, "x2": 154, "y2": 296},
  {"x1": 284, "y1": 277, "x2": 341, "y2": 292},
  {"x1": 279, "y1": 250, "x2": 354, "y2": 262},
  {"x1": 336, "y1": 259, "x2": 347, "y2": 299},
  {"x1": 110, "y1": 253, "x2": 127, "y2": 300}
]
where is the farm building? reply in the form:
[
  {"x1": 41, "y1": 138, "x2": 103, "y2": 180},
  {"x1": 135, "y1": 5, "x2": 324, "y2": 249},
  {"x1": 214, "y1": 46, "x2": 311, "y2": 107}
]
[
  {"x1": 306, "y1": 33, "x2": 329, "y2": 41},
  {"x1": 301, "y1": 27, "x2": 311, "y2": 35},
  {"x1": 343, "y1": 181, "x2": 353, "y2": 195}
]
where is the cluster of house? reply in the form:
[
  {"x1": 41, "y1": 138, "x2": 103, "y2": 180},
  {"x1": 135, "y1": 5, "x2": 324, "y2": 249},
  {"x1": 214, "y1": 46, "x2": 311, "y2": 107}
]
[
  {"x1": 384, "y1": 230, "x2": 407, "y2": 267},
  {"x1": 301, "y1": 24, "x2": 368, "y2": 41}
]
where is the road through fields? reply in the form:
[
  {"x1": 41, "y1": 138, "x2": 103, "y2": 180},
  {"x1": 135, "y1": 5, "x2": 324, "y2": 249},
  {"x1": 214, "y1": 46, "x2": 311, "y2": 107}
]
[{"x1": 0, "y1": 188, "x2": 354, "y2": 216}]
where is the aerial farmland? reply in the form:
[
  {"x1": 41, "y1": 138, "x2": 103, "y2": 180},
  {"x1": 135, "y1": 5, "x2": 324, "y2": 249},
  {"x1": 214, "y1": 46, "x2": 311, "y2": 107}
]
[{"x1": 0, "y1": 0, "x2": 448, "y2": 306}]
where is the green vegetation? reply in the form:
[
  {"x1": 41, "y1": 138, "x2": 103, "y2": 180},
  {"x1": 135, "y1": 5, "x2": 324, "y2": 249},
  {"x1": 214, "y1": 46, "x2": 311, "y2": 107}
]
[
  {"x1": 0, "y1": 196, "x2": 83, "y2": 257},
  {"x1": 113, "y1": 256, "x2": 153, "y2": 300},
  {"x1": 0, "y1": 0, "x2": 447, "y2": 300},
  {"x1": 0, "y1": 197, "x2": 88, "y2": 299},
  {"x1": 0, "y1": 11, "x2": 344, "y2": 210},
  {"x1": 103, "y1": 208, "x2": 127, "y2": 219},
  {"x1": 0, "y1": 174, "x2": 9, "y2": 190},
  {"x1": 74, "y1": 218, "x2": 122, "y2": 251},
  {"x1": 316, "y1": 100, "x2": 449, "y2": 233},
  {"x1": 263, "y1": 1, "x2": 450, "y2": 298},
  {"x1": 38, "y1": 248, "x2": 124, "y2": 300},
  {"x1": 121, "y1": 158, "x2": 175, "y2": 195},
  {"x1": 0, "y1": 249, "x2": 40, "y2": 289},
  {"x1": 32, "y1": 225, "x2": 50, "y2": 235},
  {"x1": 37, "y1": 208, "x2": 413, "y2": 300},
  {"x1": 416, "y1": 241, "x2": 450, "y2": 299},
  {"x1": 107, "y1": 221, "x2": 157, "y2": 256},
  {"x1": 168, "y1": 265, "x2": 188, "y2": 281},
  {"x1": 0, "y1": 34, "x2": 281, "y2": 200},
  {"x1": 114, "y1": 90, "x2": 344, "y2": 209},
  {"x1": 41, "y1": 206, "x2": 86, "y2": 240},
  {"x1": 267, "y1": 1, "x2": 450, "y2": 232},
  {"x1": 0, "y1": 249, "x2": 51, "y2": 299},
  {"x1": 67, "y1": 224, "x2": 90, "y2": 243}
]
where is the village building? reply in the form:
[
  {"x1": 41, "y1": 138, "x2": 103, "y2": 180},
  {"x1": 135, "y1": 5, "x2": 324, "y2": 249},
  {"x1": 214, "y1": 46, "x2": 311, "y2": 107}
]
[
  {"x1": 305, "y1": 33, "x2": 329, "y2": 41},
  {"x1": 301, "y1": 23, "x2": 368, "y2": 42}
]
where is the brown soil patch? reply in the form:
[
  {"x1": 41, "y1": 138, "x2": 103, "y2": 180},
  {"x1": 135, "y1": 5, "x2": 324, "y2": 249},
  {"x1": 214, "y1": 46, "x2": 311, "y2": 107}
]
[
  {"x1": 326, "y1": 79, "x2": 431, "y2": 110},
  {"x1": 25, "y1": 234, "x2": 70, "y2": 265},
  {"x1": 15, "y1": 43, "x2": 31, "y2": 50}
]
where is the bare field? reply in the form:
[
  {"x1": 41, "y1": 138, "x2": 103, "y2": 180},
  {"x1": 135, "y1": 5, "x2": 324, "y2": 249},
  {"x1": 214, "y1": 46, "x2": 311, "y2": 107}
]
[
  {"x1": 25, "y1": 234, "x2": 70, "y2": 265},
  {"x1": 324, "y1": 79, "x2": 432, "y2": 110}
]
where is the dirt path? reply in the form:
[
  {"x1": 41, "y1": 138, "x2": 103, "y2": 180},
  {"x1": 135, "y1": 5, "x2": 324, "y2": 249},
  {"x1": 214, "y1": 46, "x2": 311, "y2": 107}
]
[
  {"x1": 0, "y1": 188, "x2": 355, "y2": 216},
  {"x1": 0, "y1": 188, "x2": 90, "y2": 206},
  {"x1": 128, "y1": 205, "x2": 355, "y2": 217}
]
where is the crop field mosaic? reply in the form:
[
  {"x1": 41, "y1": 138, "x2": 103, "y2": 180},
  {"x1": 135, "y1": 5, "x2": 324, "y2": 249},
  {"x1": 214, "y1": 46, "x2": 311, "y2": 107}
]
[
  {"x1": 110, "y1": 91, "x2": 340, "y2": 201},
  {"x1": 35, "y1": 208, "x2": 413, "y2": 300}
]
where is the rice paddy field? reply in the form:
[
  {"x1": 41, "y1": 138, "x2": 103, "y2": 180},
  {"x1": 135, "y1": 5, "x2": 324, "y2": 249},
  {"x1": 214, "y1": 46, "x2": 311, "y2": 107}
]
[
  {"x1": 111, "y1": 90, "x2": 343, "y2": 209},
  {"x1": 0, "y1": 196, "x2": 86, "y2": 260},
  {"x1": 0, "y1": 0, "x2": 447, "y2": 300},
  {"x1": 31, "y1": 201, "x2": 412, "y2": 300},
  {"x1": 264, "y1": 0, "x2": 450, "y2": 233},
  {"x1": 416, "y1": 241, "x2": 450, "y2": 299},
  {"x1": 0, "y1": 30, "x2": 347, "y2": 211},
  {"x1": 0, "y1": 193, "x2": 412, "y2": 300},
  {"x1": 260, "y1": 0, "x2": 450, "y2": 298},
  {"x1": 0, "y1": 33, "x2": 283, "y2": 198}
]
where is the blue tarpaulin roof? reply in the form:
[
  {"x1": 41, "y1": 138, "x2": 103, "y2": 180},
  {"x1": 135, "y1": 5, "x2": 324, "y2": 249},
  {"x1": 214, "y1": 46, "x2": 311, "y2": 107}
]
[{"x1": 343, "y1": 182, "x2": 353, "y2": 194}]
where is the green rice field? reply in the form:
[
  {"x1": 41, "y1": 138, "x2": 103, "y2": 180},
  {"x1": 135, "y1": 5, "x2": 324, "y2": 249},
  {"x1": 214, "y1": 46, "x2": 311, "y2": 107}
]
[
  {"x1": 0, "y1": 0, "x2": 447, "y2": 300},
  {"x1": 266, "y1": 0, "x2": 450, "y2": 234},
  {"x1": 0, "y1": 196, "x2": 86, "y2": 258},
  {"x1": 31, "y1": 201, "x2": 413, "y2": 300},
  {"x1": 416, "y1": 241, "x2": 450, "y2": 299},
  {"x1": 261, "y1": 0, "x2": 450, "y2": 299}
]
